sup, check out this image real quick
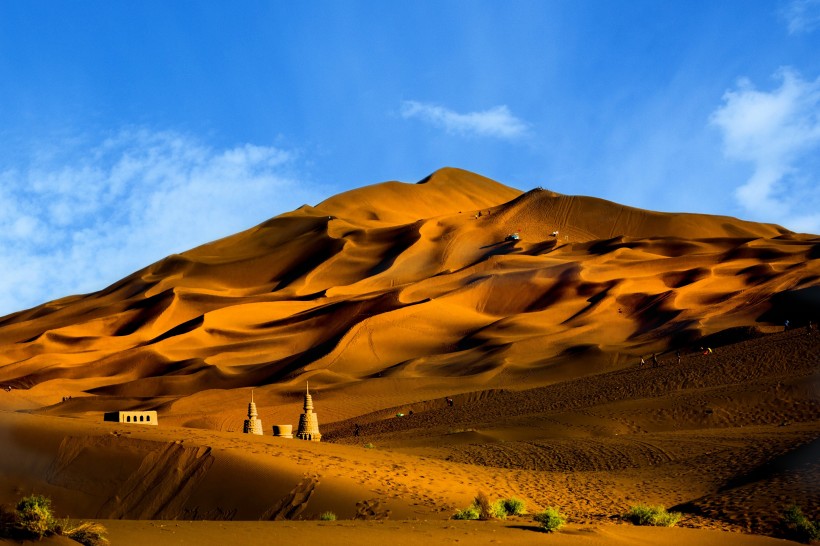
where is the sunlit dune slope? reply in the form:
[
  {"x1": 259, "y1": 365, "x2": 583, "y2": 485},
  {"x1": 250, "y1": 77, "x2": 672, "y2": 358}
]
[
  {"x1": 0, "y1": 167, "x2": 817, "y2": 415},
  {"x1": 0, "y1": 316, "x2": 816, "y2": 537},
  {"x1": 321, "y1": 328, "x2": 819, "y2": 536}
]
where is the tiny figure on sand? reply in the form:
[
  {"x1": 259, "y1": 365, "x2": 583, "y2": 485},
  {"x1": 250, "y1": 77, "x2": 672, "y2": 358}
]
[
  {"x1": 652, "y1": 353, "x2": 659, "y2": 367},
  {"x1": 446, "y1": 397, "x2": 454, "y2": 407}
]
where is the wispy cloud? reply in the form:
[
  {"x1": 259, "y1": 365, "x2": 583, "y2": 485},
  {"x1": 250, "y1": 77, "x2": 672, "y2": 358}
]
[
  {"x1": 0, "y1": 129, "x2": 323, "y2": 316},
  {"x1": 400, "y1": 100, "x2": 530, "y2": 139},
  {"x1": 709, "y1": 67, "x2": 820, "y2": 233},
  {"x1": 781, "y1": 0, "x2": 820, "y2": 34}
]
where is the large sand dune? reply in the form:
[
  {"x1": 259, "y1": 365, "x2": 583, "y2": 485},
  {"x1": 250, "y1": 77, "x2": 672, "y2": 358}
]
[{"x1": 0, "y1": 168, "x2": 818, "y2": 543}]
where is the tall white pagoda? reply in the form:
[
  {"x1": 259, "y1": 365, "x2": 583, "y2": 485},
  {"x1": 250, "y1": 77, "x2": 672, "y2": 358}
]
[
  {"x1": 295, "y1": 382, "x2": 321, "y2": 442},
  {"x1": 243, "y1": 389, "x2": 263, "y2": 435}
]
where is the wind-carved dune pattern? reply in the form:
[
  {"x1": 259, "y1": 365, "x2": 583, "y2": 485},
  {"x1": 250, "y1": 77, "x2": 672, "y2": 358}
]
[
  {"x1": 261, "y1": 475, "x2": 318, "y2": 521},
  {"x1": 47, "y1": 436, "x2": 214, "y2": 519},
  {"x1": 0, "y1": 168, "x2": 818, "y2": 536},
  {"x1": 0, "y1": 168, "x2": 816, "y2": 404},
  {"x1": 99, "y1": 442, "x2": 214, "y2": 519}
]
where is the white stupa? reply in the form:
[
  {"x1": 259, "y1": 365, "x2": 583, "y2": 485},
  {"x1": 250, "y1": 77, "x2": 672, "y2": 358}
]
[
  {"x1": 243, "y1": 389, "x2": 263, "y2": 435},
  {"x1": 295, "y1": 382, "x2": 321, "y2": 442}
]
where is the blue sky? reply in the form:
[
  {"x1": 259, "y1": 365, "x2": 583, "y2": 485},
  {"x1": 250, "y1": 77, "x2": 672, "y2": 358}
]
[{"x1": 1, "y1": 1, "x2": 819, "y2": 315}]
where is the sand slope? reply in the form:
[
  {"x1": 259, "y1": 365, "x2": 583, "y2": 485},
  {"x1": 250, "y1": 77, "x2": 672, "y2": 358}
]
[{"x1": 0, "y1": 168, "x2": 818, "y2": 542}]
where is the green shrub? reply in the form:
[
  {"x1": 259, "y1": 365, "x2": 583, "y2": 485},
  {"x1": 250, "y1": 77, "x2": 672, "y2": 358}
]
[
  {"x1": 624, "y1": 504, "x2": 681, "y2": 527},
  {"x1": 489, "y1": 499, "x2": 508, "y2": 519},
  {"x1": 15, "y1": 495, "x2": 55, "y2": 538},
  {"x1": 779, "y1": 505, "x2": 818, "y2": 544},
  {"x1": 533, "y1": 507, "x2": 566, "y2": 532},
  {"x1": 0, "y1": 495, "x2": 109, "y2": 546},
  {"x1": 363, "y1": 443, "x2": 375, "y2": 449},
  {"x1": 318, "y1": 511, "x2": 337, "y2": 521},
  {"x1": 64, "y1": 521, "x2": 110, "y2": 546},
  {"x1": 452, "y1": 505, "x2": 480, "y2": 520},
  {"x1": 499, "y1": 497, "x2": 526, "y2": 516},
  {"x1": 452, "y1": 493, "x2": 528, "y2": 521}
]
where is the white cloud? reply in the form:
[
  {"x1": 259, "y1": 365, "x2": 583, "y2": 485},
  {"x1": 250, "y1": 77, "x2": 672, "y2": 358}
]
[
  {"x1": 400, "y1": 100, "x2": 529, "y2": 139},
  {"x1": 0, "y1": 129, "x2": 324, "y2": 317},
  {"x1": 782, "y1": 0, "x2": 820, "y2": 34},
  {"x1": 710, "y1": 68, "x2": 820, "y2": 232}
]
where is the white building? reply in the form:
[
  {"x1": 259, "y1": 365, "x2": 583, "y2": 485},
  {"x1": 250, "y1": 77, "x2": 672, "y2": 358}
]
[{"x1": 103, "y1": 411, "x2": 158, "y2": 425}]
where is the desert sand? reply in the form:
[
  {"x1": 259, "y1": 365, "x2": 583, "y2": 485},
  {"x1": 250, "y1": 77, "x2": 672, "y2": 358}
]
[{"x1": 0, "y1": 168, "x2": 818, "y2": 544}]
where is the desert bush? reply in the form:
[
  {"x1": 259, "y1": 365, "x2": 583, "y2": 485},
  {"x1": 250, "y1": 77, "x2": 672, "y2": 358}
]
[
  {"x1": 0, "y1": 495, "x2": 109, "y2": 546},
  {"x1": 624, "y1": 504, "x2": 681, "y2": 527},
  {"x1": 474, "y1": 491, "x2": 495, "y2": 520},
  {"x1": 499, "y1": 497, "x2": 526, "y2": 516},
  {"x1": 779, "y1": 505, "x2": 818, "y2": 544},
  {"x1": 533, "y1": 507, "x2": 566, "y2": 532},
  {"x1": 489, "y1": 499, "x2": 508, "y2": 519},
  {"x1": 64, "y1": 521, "x2": 110, "y2": 546},
  {"x1": 15, "y1": 495, "x2": 55, "y2": 538},
  {"x1": 363, "y1": 443, "x2": 375, "y2": 449},
  {"x1": 452, "y1": 493, "x2": 527, "y2": 521},
  {"x1": 451, "y1": 505, "x2": 480, "y2": 520},
  {"x1": 318, "y1": 511, "x2": 337, "y2": 521}
]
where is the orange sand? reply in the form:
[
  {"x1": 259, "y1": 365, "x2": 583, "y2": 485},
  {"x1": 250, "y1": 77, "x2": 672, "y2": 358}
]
[{"x1": 0, "y1": 168, "x2": 818, "y2": 544}]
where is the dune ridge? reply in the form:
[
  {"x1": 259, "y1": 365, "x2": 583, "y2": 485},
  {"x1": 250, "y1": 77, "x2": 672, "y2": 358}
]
[{"x1": 0, "y1": 168, "x2": 814, "y2": 409}]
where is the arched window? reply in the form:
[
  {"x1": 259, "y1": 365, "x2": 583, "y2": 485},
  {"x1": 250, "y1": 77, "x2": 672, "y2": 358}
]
[
  {"x1": 140, "y1": 415, "x2": 144, "y2": 422},
  {"x1": 126, "y1": 415, "x2": 131, "y2": 422},
  {"x1": 146, "y1": 415, "x2": 151, "y2": 422}
]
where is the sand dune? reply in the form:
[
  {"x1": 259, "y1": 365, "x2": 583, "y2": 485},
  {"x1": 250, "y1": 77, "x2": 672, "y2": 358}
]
[
  {"x1": 0, "y1": 168, "x2": 818, "y2": 543},
  {"x1": 0, "y1": 168, "x2": 814, "y2": 404}
]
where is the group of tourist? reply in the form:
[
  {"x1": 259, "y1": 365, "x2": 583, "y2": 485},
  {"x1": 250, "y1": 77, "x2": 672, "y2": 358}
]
[
  {"x1": 639, "y1": 348, "x2": 709, "y2": 368},
  {"x1": 352, "y1": 396, "x2": 457, "y2": 437},
  {"x1": 637, "y1": 319, "x2": 818, "y2": 370}
]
